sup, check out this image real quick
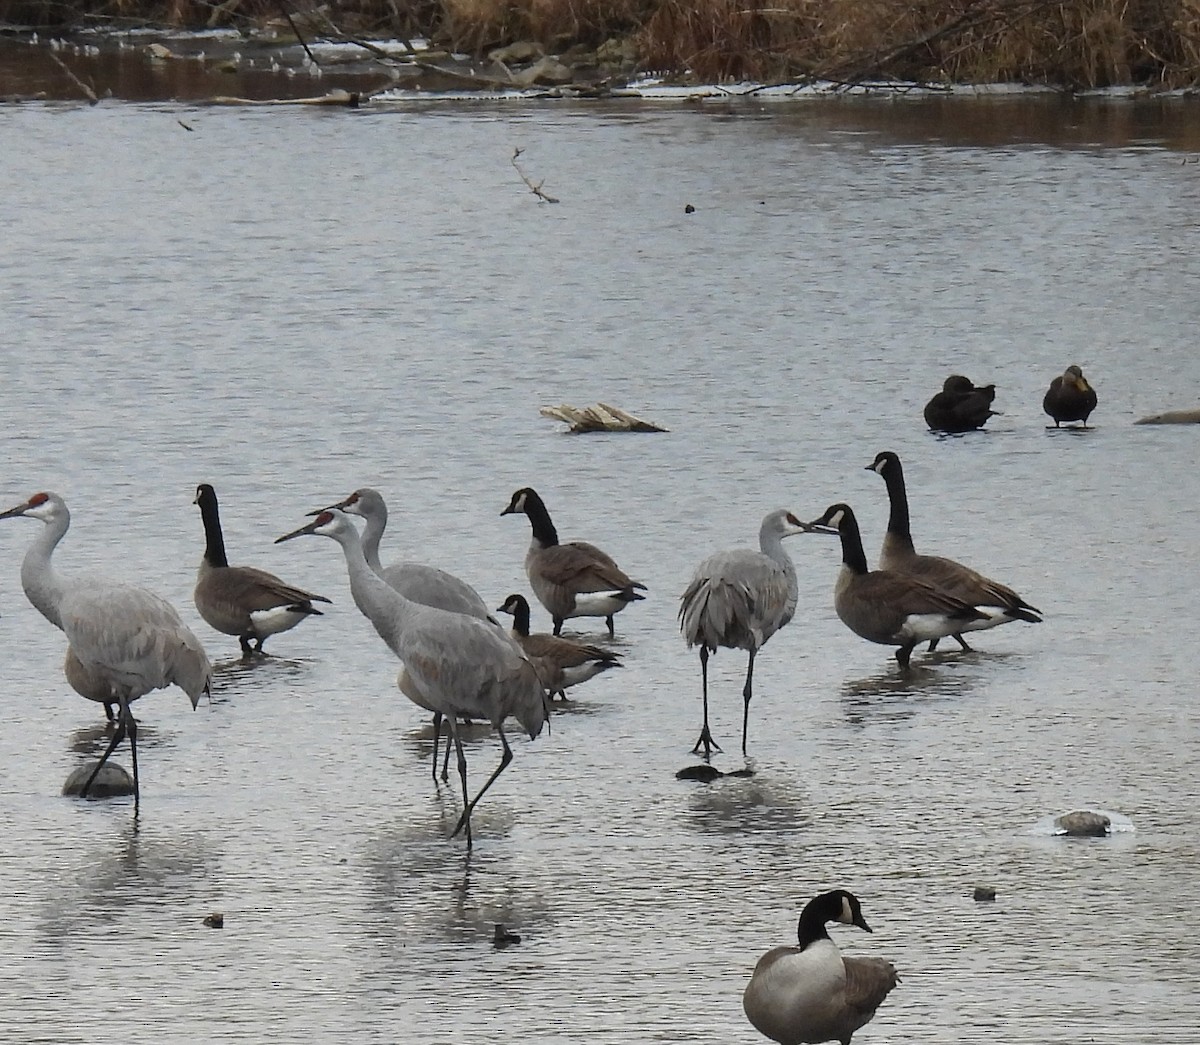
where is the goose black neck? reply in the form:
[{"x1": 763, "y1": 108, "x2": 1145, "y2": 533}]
[
  {"x1": 197, "y1": 488, "x2": 229, "y2": 568},
  {"x1": 880, "y1": 460, "x2": 912, "y2": 542},
  {"x1": 510, "y1": 599, "x2": 531, "y2": 637},
  {"x1": 796, "y1": 906, "x2": 833, "y2": 950},
  {"x1": 838, "y1": 509, "x2": 870, "y2": 575},
  {"x1": 524, "y1": 491, "x2": 559, "y2": 547}
]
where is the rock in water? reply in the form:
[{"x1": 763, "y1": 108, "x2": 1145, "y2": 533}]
[
  {"x1": 62, "y1": 761, "x2": 135, "y2": 798},
  {"x1": 1054, "y1": 810, "x2": 1112, "y2": 837}
]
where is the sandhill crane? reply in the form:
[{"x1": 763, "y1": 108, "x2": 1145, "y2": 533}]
[
  {"x1": 0, "y1": 492, "x2": 212, "y2": 812},
  {"x1": 866, "y1": 451, "x2": 1042, "y2": 651},
  {"x1": 807, "y1": 503, "x2": 989, "y2": 669},
  {"x1": 743, "y1": 889, "x2": 899, "y2": 1045},
  {"x1": 501, "y1": 487, "x2": 645, "y2": 636},
  {"x1": 496, "y1": 592, "x2": 622, "y2": 700},
  {"x1": 679, "y1": 510, "x2": 811, "y2": 759},
  {"x1": 314, "y1": 487, "x2": 495, "y2": 783},
  {"x1": 319, "y1": 487, "x2": 494, "y2": 619},
  {"x1": 193, "y1": 484, "x2": 330, "y2": 656},
  {"x1": 276, "y1": 509, "x2": 548, "y2": 847},
  {"x1": 923, "y1": 375, "x2": 998, "y2": 433},
  {"x1": 1043, "y1": 365, "x2": 1098, "y2": 428}
]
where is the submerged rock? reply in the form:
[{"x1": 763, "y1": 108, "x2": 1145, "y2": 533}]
[
  {"x1": 1054, "y1": 810, "x2": 1112, "y2": 837},
  {"x1": 489, "y1": 41, "x2": 543, "y2": 65},
  {"x1": 203, "y1": 912, "x2": 225, "y2": 929},
  {"x1": 513, "y1": 56, "x2": 575, "y2": 87},
  {"x1": 62, "y1": 761, "x2": 134, "y2": 798},
  {"x1": 973, "y1": 886, "x2": 997, "y2": 902},
  {"x1": 493, "y1": 923, "x2": 521, "y2": 948},
  {"x1": 1134, "y1": 408, "x2": 1200, "y2": 425}
]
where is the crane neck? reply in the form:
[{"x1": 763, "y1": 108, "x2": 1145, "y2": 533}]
[
  {"x1": 523, "y1": 492, "x2": 559, "y2": 548},
  {"x1": 334, "y1": 524, "x2": 415, "y2": 648},
  {"x1": 356, "y1": 505, "x2": 386, "y2": 572},
  {"x1": 21, "y1": 510, "x2": 71, "y2": 631},
  {"x1": 198, "y1": 493, "x2": 229, "y2": 568},
  {"x1": 758, "y1": 524, "x2": 799, "y2": 594}
]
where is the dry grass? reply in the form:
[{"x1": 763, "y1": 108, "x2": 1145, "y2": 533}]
[
  {"x1": 637, "y1": 0, "x2": 1200, "y2": 87},
  {"x1": 2, "y1": 0, "x2": 1198, "y2": 87}
]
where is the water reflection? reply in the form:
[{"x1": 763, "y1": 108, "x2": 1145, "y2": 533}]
[
  {"x1": 361, "y1": 816, "x2": 553, "y2": 946},
  {"x1": 681, "y1": 767, "x2": 813, "y2": 837},
  {"x1": 34, "y1": 821, "x2": 216, "y2": 942}
]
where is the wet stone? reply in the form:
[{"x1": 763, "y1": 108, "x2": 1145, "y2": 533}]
[
  {"x1": 973, "y1": 886, "x2": 997, "y2": 901},
  {"x1": 62, "y1": 761, "x2": 134, "y2": 798},
  {"x1": 1055, "y1": 810, "x2": 1112, "y2": 837}
]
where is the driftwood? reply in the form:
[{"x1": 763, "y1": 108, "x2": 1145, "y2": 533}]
[
  {"x1": 1134, "y1": 408, "x2": 1200, "y2": 425},
  {"x1": 540, "y1": 402, "x2": 667, "y2": 433},
  {"x1": 203, "y1": 90, "x2": 362, "y2": 107},
  {"x1": 511, "y1": 147, "x2": 559, "y2": 203}
]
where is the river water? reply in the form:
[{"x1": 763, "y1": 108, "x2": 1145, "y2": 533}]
[{"x1": 2, "y1": 83, "x2": 1199, "y2": 1044}]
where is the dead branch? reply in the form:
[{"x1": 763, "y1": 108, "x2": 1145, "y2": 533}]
[
  {"x1": 511, "y1": 147, "x2": 559, "y2": 203},
  {"x1": 203, "y1": 89, "x2": 362, "y2": 106},
  {"x1": 540, "y1": 403, "x2": 667, "y2": 433},
  {"x1": 47, "y1": 52, "x2": 99, "y2": 105}
]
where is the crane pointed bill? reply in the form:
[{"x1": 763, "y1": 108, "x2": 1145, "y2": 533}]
[
  {"x1": 276, "y1": 514, "x2": 331, "y2": 543},
  {"x1": 0, "y1": 500, "x2": 32, "y2": 519},
  {"x1": 306, "y1": 495, "x2": 353, "y2": 516}
]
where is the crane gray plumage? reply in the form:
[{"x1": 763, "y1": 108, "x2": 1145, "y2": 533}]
[
  {"x1": 743, "y1": 889, "x2": 898, "y2": 1045},
  {"x1": 497, "y1": 592, "x2": 622, "y2": 700},
  {"x1": 501, "y1": 487, "x2": 646, "y2": 636},
  {"x1": 679, "y1": 510, "x2": 810, "y2": 759},
  {"x1": 276, "y1": 509, "x2": 548, "y2": 848},
  {"x1": 866, "y1": 451, "x2": 1042, "y2": 651},
  {"x1": 0, "y1": 492, "x2": 212, "y2": 813},
  {"x1": 193, "y1": 484, "x2": 330, "y2": 656},
  {"x1": 808, "y1": 502, "x2": 991, "y2": 670},
  {"x1": 315, "y1": 487, "x2": 496, "y2": 782}
]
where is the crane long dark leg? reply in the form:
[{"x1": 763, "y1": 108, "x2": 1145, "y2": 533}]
[
  {"x1": 445, "y1": 717, "x2": 472, "y2": 849},
  {"x1": 452, "y1": 726, "x2": 514, "y2": 844},
  {"x1": 239, "y1": 635, "x2": 254, "y2": 657},
  {"x1": 606, "y1": 614, "x2": 615, "y2": 637},
  {"x1": 927, "y1": 638, "x2": 940, "y2": 653},
  {"x1": 896, "y1": 644, "x2": 915, "y2": 670},
  {"x1": 691, "y1": 646, "x2": 722, "y2": 758},
  {"x1": 952, "y1": 633, "x2": 973, "y2": 652},
  {"x1": 430, "y1": 711, "x2": 443, "y2": 786},
  {"x1": 741, "y1": 648, "x2": 756, "y2": 757},
  {"x1": 553, "y1": 617, "x2": 563, "y2": 636},
  {"x1": 441, "y1": 727, "x2": 452, "y2": 781},
  {"x1": 81, "y1": 696, "x2": 137, "y2": 810}
]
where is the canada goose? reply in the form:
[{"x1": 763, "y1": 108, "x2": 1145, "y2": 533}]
[
  {"x1": 1043, "y1": 365, "x2": 1097, "y2": 428},
  {"x1": 923, "y1": 375, "x2": 998, "y2": 433},
  {"x1": 277, "y1": 510, "x2": 548, "y2": 848},
  {"x1": 807, "y1": 503, "x2": 989, "y2": 669},
  {"x1": 0, "y1": 492, "x2": 212, "y2": 814},
  {"x1": 496, "y1": 592, "x2": 623, "y2": 699},
  {"x1": 678, "y1": 510, "x2": 811, "y2": 758},
  {"x1": 866, "y1": 451, "x2": 1042, "y2": 651},
  {"x1": 194, "y1": 484, "x2": 330, "y2": 656},
  {"x1": 743, "y1": 889, "x2": 899, "y2": 1045},
  {"x1": 501, "y1": 487, "x2": 646, "y2": 636}
]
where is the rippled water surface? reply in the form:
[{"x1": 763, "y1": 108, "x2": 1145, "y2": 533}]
[{"x1": 3, "y1": 96, "x2": 1200, "y2": 1043}]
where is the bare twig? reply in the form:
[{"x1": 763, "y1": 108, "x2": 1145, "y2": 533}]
[
  {"x1": 511, "y1": 148, "x2": 559, "y2": 203},
  {"x1": 47, "y1": 51, "x2": 98, "y2": 105},
  {"x1": 277, "y1": 0, "x2": 319, "y2": 67}
]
